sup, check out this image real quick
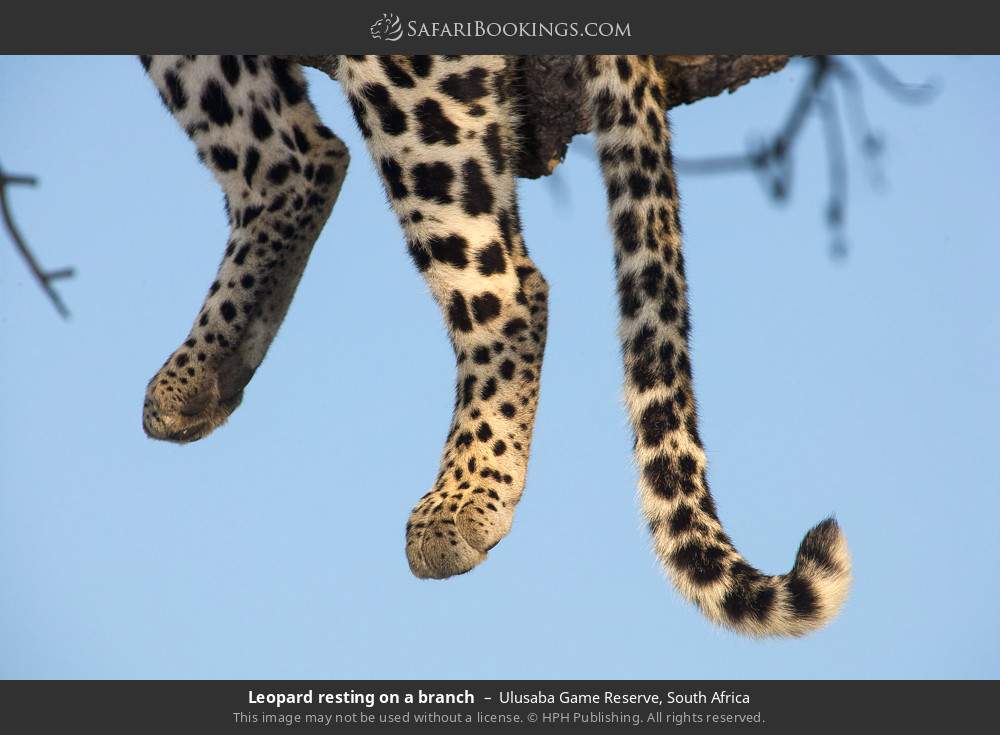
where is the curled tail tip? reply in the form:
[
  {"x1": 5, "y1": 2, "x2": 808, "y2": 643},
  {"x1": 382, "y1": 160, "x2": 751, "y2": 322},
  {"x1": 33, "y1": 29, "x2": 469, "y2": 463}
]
[
  {"x1": 733, "y1": 517, "x2": 851, "y2": 639},
  {"x1": 772, "y1": 516, "x2": 852, "y2": 638},
  {"x1": 652, "y1": 514, "x2": 851, "y2": 638}
]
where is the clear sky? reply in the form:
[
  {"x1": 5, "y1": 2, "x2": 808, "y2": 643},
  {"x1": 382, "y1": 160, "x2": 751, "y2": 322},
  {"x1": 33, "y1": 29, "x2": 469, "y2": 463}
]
[{"x1": 1, "y1": 56, "x2": 997, "y2": 679}]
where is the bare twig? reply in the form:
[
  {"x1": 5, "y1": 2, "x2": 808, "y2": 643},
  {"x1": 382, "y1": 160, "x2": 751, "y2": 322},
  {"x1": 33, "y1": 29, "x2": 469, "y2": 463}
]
[
  {"x1": 673, "y1": 56, "x2": 938, "y2": 257},
  {"x1": 0, "y1": 162, "x2": 74, "y2": 318},
  {"x1": 856, "y1": 56, "x2": 938, "y2": 104},
  {"x1": 816, "y1": 84, "x2": 849, "y2": 258}
]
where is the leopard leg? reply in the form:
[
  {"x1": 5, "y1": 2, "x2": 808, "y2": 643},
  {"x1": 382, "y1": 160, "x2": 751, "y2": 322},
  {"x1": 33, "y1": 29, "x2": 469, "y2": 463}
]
[
  {"x1": 338, "y1": 55, "x2": 548, "y2": 578},
  {"x1": 140, "y1": 55, "x2": 348, "y2": 442}
]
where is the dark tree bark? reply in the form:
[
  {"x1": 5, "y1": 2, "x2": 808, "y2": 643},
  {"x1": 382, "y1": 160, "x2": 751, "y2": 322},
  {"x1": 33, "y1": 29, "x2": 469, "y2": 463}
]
[{"x1": 287, "y1": 55, "x2": 791, "y2": 179}]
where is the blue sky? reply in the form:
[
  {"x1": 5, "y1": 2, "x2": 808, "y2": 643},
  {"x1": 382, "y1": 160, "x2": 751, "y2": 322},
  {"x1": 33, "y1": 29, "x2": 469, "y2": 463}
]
[{"x1": 1, "y1": 56, "x2": 997, "y2": 679}]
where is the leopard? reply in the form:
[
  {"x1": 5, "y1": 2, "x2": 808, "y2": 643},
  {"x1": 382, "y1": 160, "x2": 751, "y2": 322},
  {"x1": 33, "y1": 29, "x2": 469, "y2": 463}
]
[{"x1": 139, "y1": 54, "x2": 851, "y2": 637}]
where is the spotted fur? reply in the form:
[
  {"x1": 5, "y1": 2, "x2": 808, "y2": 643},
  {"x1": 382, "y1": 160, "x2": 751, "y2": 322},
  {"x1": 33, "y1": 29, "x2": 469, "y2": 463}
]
[
  {"x1": 141, "y1": 55, "x2": 348, "y2": 442},
  {"x1": 140, "y1": 54, "x2": 850, "y2": 637},
  {"x1": 582, "y1": 55, "x2": 850, "y2": 636}
]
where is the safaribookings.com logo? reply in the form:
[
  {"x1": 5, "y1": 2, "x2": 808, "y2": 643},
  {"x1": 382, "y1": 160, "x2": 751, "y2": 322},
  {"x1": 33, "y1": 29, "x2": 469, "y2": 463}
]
[
  {"x1": 370, "y1": 13, "x2": 404, "y2": 41},
  {"x1": 370, "y1": 14, "x2": 631, "y2": 41}
]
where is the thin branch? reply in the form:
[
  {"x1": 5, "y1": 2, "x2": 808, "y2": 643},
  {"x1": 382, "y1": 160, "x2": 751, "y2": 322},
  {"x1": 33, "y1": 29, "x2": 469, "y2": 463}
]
[
  {"x1": 816, "y1": 85, "x2": 849, "y2": 258},
  {"x1": 675, "y1": 57, "x2": 828, "y2": 180},
  {"x1": 856, "y1": 56, "x2": 938, "y2": 104},
  {"x1": 829, "y1": 61, "x2": 883, "y2": 174},
  {"x1": 0, "y1": 162, "x2": 74, "y2": 318},
  {"x1": 672, "y1": 56, "x2": 938, "y2": 258}
]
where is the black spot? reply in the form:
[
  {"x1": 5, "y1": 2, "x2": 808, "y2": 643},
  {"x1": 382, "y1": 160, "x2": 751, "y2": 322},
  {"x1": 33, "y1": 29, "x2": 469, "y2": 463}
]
[
  {"x1": 428, "y1": 235, "x2": 468, "y2": 268},
  {"x1": 411, "y1": 56, "x2": 433, "y2": 77},
  {"x1": 646, "y1": 109, "x2": 663, "y2": 142},
  {"x1": 796, "y1": 518, "x2": 841, "y2": 573},
  {"x1": 723, "y1": 580, "x2": 776, "y2": 624},
  {"x1": 476, "y1": 423, "x2": 493, "y2": 441},
  {"x1": 242, "y1": 147, "x2": 260, "y2": 187},
  {"x1": 655, "y1": 173, "x2": 674, "y2": 198},
  {"x1": 671, "y1": 542, "x2": 726, "y2": 586},
  {"x1": 362, "y1": 83, "x2": 407, "y2": 135},
  {"x1": 499, "y1": 402, "x2": 516, "y2": 418},
  {"x1": 233, "y1": 244, "x2": 251, "y2": 266},
  {"x1": 461, "y1": 159, "x2": 493, "y2": 216},
  {"x1": 617, "y1": 273, "x2": 640, "y2": 319},
  {"x1": 480, "y1": 377, "x2": 497, "y2": 400},
  {"x1": 380, "y1": 157, "x2": 408, "y2": 199},
  {"x1": 476, "y1": 241, "x2": 506, "y2": 276},
  {"x1": 606, "y1": 177, "x2": 623, "y2": 204},
  {"x1": 497, "y1": 209, "x2": 514, "y2": 254},
  {"x1": 220, "y1": 301, "x2": 237, "y2": 322},
  {"x1": 669, "y1": 504, "x2": 694, "y2": 534},
  {"x1": 438, "y1": 67, "x2": 489, "y2": 103},
  {"x1": 267, "y1": 163, "x2": 290, "y2": 186},
  {"x1": 616, "y1": 56, "x2": 632, "y2": 81},
  {"x1": 502, "y1": 318, "x2": 528, "y2": 337},
  {"x1": 639, "y1": 263, "x2": 663, "y2": 297},
  {"x1": 615, "y1": 210, "x2": 640, "y2": 252},
  {"x1": 210, "y1": 145, "x2": 238, "y2": 171},
  {"x1": 242, "y1": 205, "x2": 263, "y2": 226},
  {"x1": 315, "y1": 164, "x2": 334, "y2": 185},
  {"x1": 292, "y1": 125, "x2": 311, "y2": 153},
  {"x1": 678, "y1": 453, "x2": 698, "y2": 477},
  {"x1": 315, "y1": 124, "x2": 334, "y2": 139},
  {"x1": 163, "y1": 70, "x2": 187, "y2": 110},
  {"x1": 640, "y1": 146, "x2": 659, "y2": 171},
  {"x1": 348, "y1": 95, "x2": 372, "y2": 138},
  {"x1": 379, "y1": 56, "x2": 415, "y2": 88},
  {"x1": 640, "y1": 400, "x2": 679, "y2": 446},
  {"x1": 250, "y1": 108, "x2": 272, "y2": 140},
  {"x1": 412, "y1": 162, "x2": 454, "y2": 203},
  {"x1": 492, "y1": 440, "x2": 506, "y2": 456},
  {"x1": 242, "y1": 55, "x2": 259, "y2": 75},
  {"x1": 628, "y1": 172, "x2": 651, "y2": 199},
  {"x1": 499, "y1": 359, "x2": 515, "y2": 380},
  {"x1": 471, "y1": 292, "x2": 501, "y2": 323},
  {"x1": 220, "y1": 55, "x2": 241, "y2": 86},
  {"x1": 415, "y1": 98, "x2": 459, "y2": 145},
  {"x1": 241, "y1": 274, "x2": 255, "y2": 289},
  {"x1": 462, "y1": 375, "x2": 477, "y2": 406},
  {"x1": 200, "y1": 79, "x2": 233, "y2": 125},
  {"x1": 786, "y1": 574, "x2": 819, "y2": 618},
  {"x1": 619, "y1": 97, "x2": 637, "y2": 127},
  {"x1": 448, "y1": 291, "x2": 473, "y2": 333},
  {"x1": 594, "y1": 89, "x2": 616, "y2": 131},
  {"x1": 642, "y1": 455, "x2": 677, "y2": 500},
  {"x1": 407, "y1": 240, "x2": 431, "y2": 271},
  {"x1": 473, "y1": 346, "x2": 491, "y2": 364},
  {"x1": 699, "y1": 493, "x2": 719, "y2": 520},
  {"x1": 271, "y1": 58, "x2": 305, "y2": 105},
  {"x1": 482, "y1": 123, "x2": 505, "y2": 174}
]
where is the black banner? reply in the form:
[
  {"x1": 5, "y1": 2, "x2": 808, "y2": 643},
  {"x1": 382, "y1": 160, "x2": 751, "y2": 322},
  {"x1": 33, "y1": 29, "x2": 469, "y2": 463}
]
[
  {"x1": 1, "y1": 1, "x2": 999, "y2": 53},
  {"x1": 0, "y1": 681, "x2": 995, "y2": 733}
]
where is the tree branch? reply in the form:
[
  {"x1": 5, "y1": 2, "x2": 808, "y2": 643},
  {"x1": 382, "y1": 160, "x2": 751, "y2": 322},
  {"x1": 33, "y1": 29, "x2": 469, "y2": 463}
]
[
  {"x1": 288, "y1": 54, "x2": 791, "y2": 179},
  {"x1": 673, "y1": 56, "x2": 938, "y2": 257},
  {"x1": 0, "y1": 163, "x2": 74, "y2": 318}
]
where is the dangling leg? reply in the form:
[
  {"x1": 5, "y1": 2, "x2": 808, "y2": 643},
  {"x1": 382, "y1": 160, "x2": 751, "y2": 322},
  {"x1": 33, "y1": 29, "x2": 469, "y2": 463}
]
[
  {"x1": 581, "y1": 55, "x2": 850, "y2": 636},
  {"x1": 338, "y1": 55, "x2": 549, "y2": 578},
  {"x1": 140, "y1": 55, "x2": 349, "y2": 442}
]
